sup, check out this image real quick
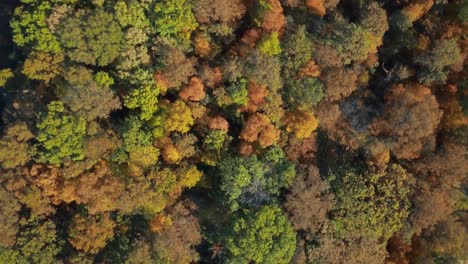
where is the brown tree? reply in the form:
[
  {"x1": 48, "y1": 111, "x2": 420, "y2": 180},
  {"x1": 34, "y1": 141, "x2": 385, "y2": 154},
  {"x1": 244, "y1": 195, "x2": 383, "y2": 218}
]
[
  {"x1": 68, "y1": 213, "x2": 116, "y2": 254},
  {"x1": 153, "y1": 199, "x2": 202, "y2": 263},
  {"x1": 371, "y1": 83, "x2": 443, "y2": 160},
  {"x1": 285, "y1": 165, "x2": 334, "y2": 232},
  {"x1": 193, "y1": 0, "x2": 246, "y2": 24}
]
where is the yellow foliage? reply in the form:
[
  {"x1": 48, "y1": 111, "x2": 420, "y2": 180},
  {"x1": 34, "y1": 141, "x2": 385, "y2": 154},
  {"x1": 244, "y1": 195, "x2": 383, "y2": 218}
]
[
  {"x1": 178, "y1": 166, "x2": 203, "y2": 188},
  {"x1": 284, "y1": 111, "x2": 318, "y2": 139},
  {"x1": 165, "y1": 100, "x2": 194, "y2": 134},
  {"x1": 162, "y1": 142, "x2": 182, "y2": 164},
  {"x1": 401, "y1": 0, "x2": 434, "y2": 23}
]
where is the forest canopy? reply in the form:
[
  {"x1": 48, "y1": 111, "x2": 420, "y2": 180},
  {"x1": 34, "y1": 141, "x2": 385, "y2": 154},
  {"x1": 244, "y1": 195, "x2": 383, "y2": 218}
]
[{"x1": 0, "y1": 0, "x2": 466, "y2": 263}]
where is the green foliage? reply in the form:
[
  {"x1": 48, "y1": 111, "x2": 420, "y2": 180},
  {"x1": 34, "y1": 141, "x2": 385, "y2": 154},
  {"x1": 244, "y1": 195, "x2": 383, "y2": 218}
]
[
  {"x1": 10, "y1": 2, "x2": 61, "y2": 53},
  {"x1": 330, "y1": 164, "x2": 411, "y2": 241},
  {"x1": 58, "y1": 9, "x2": 123, "y2": 66},
  {"x1": 56, "y1": 66, "x2": 121, "y2": 121},
  {"x1": 258, "y1": 32, "x2": 281, "y2": 56},
  {"x1": 121, "y1": 116, "x2": 153, "y2": 152},
  {"x1": 1, "y1": 218, "x2": 62, "y2": 264},
  {"x1": 0, "y1": 69, "x2": 14, "y2": 87},
  {"x1": 35, "y1": 101, "x2": 86, "y2": 165},
  {"x1": 218, "y1": 146, "x2": 296, "y2": 211},
  {"x1": 226, "y1": 79, "x2": 249, "y2": 106},
  {"x1": 281, "y1": 26, "x2": 313, "y2": 79},
  {"x1": 152, "y1": 0, "x2": 198, "y2": 46},
  {"x1": 319, "y1": 15, "x2": 373, "y2": 65},
  {"x1": 124, "y1": 85, "x2": 160, "y2": 121},
  {"x1": 224, "y1": 205, "x2": 296, "y2": 264},
  {"x1": 203, "y1": 130, "x2": 228, "y2": 151},
  {"x1": 416, "y1": 38, "x2": 463, "y2": 85},
  {"x1": 95, "y1": 71, "x2": 114, "y2": 87},
  {"x1": 283, "y1": 77, "x2": 325, "y2": 110},
  {"x1": 114, "y1": 1, "x2": 149, "y2": 29}
]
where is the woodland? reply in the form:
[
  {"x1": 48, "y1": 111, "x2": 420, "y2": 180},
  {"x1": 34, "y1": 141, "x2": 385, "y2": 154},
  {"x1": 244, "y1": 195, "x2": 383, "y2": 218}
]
[{"x1": 0, "y1": 0, "x2": 466, "y2": 263}]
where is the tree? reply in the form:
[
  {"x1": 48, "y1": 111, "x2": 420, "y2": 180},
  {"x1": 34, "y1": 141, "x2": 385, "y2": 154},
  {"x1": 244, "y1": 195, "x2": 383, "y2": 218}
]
[
  {"x1": 179, "y1": 77, "x2": 206, "y2": 102},
  {"x1": 152, "y1": 0, "x2": 198, "y2": 46},
  {"x1": 1, "y1": 218, "x2": 62, "y2": 264},
  {"x1": 0, "y1": 186, "x2": 21, "y2": 247},
  {"x1": 283, "y1": 110, "x2": 318, "y2": 139},
  {"x1": 240, "y1": 113, "x2": 280, "y2": 148},
  {"x1": 254, "y1": 0, "x2": 286, "y2": 33},
  {"x1": 316, "y1": 14, "x2": 374, "y2": 65},
  {"x1": 57, "y1": 66, "x2": 121, "y2": 121},
  {"x1": 156, "y1": 46, "x2": 197, "y2": 89},
  {"x1": 68, "y1": 214, "x2": 116, "y2": 254},
  {"x1": 223, "y1": 205, "x2": 296, "y2": 264},
  {"x1": 124, "y1": 84, "x2": 160, "y2": 121},
  {"x1": 193, "y1": 0, "x2": 246, "y2": 24},
  {"x1": 371, "y1": 83, "x2": 443, "y2": 160},
  {"x1": 283, "y1": 77, "x2": 325, "y2": 110},
  {"x1": 35, "y1": 101, "x2": 87, "y2": 165},
  {"x1": 114, "y1": 0, "x2": 149, "y2": 29},
  {"x1": 0, "y1": 122, "x2": 34, "y2": 169},
  {"x1": 165, "y1": 100, "x2": 194, "y2": 134},
  {"x1": 10, "y1": 2, "x2": 61, "y2": 53},
  {"x1": 58, "y1": 9, "x2": 123, "y2": 66},
  {"x1": 415, "y1": 38, "x2": 463, "y2": 85},
  {"x1": 285, "y1": 165, "x2": 333, "y2": 232},
  {"x1": 218, "y1": 147, "x2": 295, "y2": 211},
  {"x1": 330, "y1": 164, "x2": 411, "y2": 241},
  {"x1": 258, "y1": 32, "x2": 281, "y2": 56},
  {"x1": 22, "y1": 51, "x2": 63, "y2": 83},
  {"x1": 0, "y1": 69, "x2": 14, "y2": 87},
  {"x1": 281, "y1": 26, "x2": 313, "y2": 79},
  {"x1": 153, "y1": 199, "x2": 202, "y2": 263},
  {"x1": 321, "y1": 66, "x2": 359, "y2": 101}
]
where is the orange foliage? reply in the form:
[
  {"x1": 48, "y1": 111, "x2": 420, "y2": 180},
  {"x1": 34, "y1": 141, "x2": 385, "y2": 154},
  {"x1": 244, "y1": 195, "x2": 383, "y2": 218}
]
[
  {"x1": 194, "y1": 34, "x2": 211, "y2": 57},
  {"x1": 306, "y1": 0, "x2": 326, "y2": 17},
  {"x1": 235, "y1": 28, "x2": 263, "y2": 56},
  {"x1": 260, "y1": 0, "x2": 286, "y2": 33},
  {"x1": 150, "y1": 214, "x2": 172, "y2": 233},
  {"x1": 179, "y1": 77, "x2": 206, "y2": 102},
  {"x1": 208, "y1": 116, "x2": 229, "y2": 131},
  {"x1": 241, "y1": 81, "x2": 268, "y2": 113},
  {"x1": 297, "y1": 59, "x2": 321, "y2": 78},
  {"x1": 154, "y1": 71, "x2": 169, "y2": 94},
  {"x1": 240, "y1": 113, "x2": 280, "y2": 148}
]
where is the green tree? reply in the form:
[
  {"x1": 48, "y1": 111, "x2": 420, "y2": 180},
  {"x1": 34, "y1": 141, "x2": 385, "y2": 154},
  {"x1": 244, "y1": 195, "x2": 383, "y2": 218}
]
[
  {"x1": 415, "y1": 38, "x2": 463, "y2": 85},
  {"x1": 152, "y1": 0, "x2": 198, "y2": 46},
  {"x1": 58, "y1": 9, "x2": 123, "y2": 66},
  {"x1": 124, "y1": 84, "x2": 160, "y2": 121},
  {"x1": 330, "y1": 164, "x2": 411, "y2": 241},
  {"x1": 56, "y1": 66, "x2": 121, "y2": 121},
  {"x1": 35, "y1": 101, "x2": 86, "y2": 165},
  {"x1": 10, "y1": 2, "x2": 61, "y2": 53},
  {"x1": 0, "y1": 218, "x2": 63, "y2": 264},
  {"x1": 281, "y1": 26, "x2": 313, "y2": 79},
  {"x1": 218, "y1": 146, "x2": 295, "y2": 211},
  {"x1": 258, "y1": 32, "x2": 281, "y2": 56},
  {"x1": 283, "y1": 77, "x2": 325, "y2": 110},
  {"x1": 223, "y1": 205, "x2": 296, "y2": 264}
]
